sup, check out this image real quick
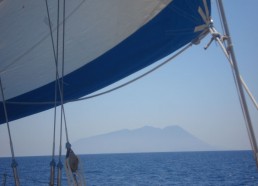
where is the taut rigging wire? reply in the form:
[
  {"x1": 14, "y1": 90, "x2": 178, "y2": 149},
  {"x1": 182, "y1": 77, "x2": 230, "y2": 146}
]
[
  {"x1": 45, "y1": 0, "x2": 71, "y2": 185},
  {"x1": 44, "y1": 0, "x2": 61, "y2": 185},
  {"x1": 0, "y1": 77, "x2": 20, "y2": 186},
  {"x1": 215, "y1": 0, "x2": 258, "y2": 167}
]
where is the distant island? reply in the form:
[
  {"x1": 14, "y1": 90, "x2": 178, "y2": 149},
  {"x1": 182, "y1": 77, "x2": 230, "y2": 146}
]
[{"x1": 73, "y1": 125, "x2": 216, "y2": 154}]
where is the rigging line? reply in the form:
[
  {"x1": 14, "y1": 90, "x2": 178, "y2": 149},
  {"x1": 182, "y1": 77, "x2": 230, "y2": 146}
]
[
  {"x1": 6, "y1": 42, "x2": 194, "y2": 105},
  {"x1": 56, "y1": 0, "x2": 60, "y2": 64},
  {"x1": 44, "y1": 0, "x2": 65, "y2": 112},
  {"x1": 54, "y1": 0, "x2": 68, "y2": 111},
  {"x1": 49, "y1": 76, "x2": 57, "y2": 186},
  {"x1": 240, "y1": 76, "x2": 258, "y2": 110},
  {"x1": 45, "y1": 0, "x2": 57, "y2": 160},
  {"x1": 61, "y1": 0, "x2": 70, "y2": 144},
  {"x1": 75, "y1": 42, "x2": 194, "y2": 102},
  {"x1": 209, "y1": 27, "x2": 256, "y2": 154},
  {"x1": 59, "y1": 0, "x2": 65, "y2": 158},
  {"x1": 50, "y1": 71, "x2": 58, "y2": 186},
  {"x1": 45, "y1": 0, "x2": 68, "y2": 157},
  {"x1": 229, "y1": 46, "x2": 256, "y2": 153},
  {"x1": 56, "y1": 1, "x2": 63, "y2": 186},
  {"x1": 44, "y1": 0, "x2": 61, "y2": 115},
  {"x1": 216, "y1": 0, "x2": 258, "y2": 161},
  {"x1": 215, "y1": 0, "x2": 226, "y2": 38},
  {"x1": 45, "y1": 0, "x2": 57, "y2": 63},
  {"x1": 0, "y1": 77, "x2": 20, "y2": 186},
  {"x1": 209, "y1": 10, "x2": 258, "y2": 167},
  {"x1": 205, "y1": 29, "x2": 258, "y2": 110},
  {"x1": 216, "y1": 0, "x2": 258, "y2": 110},
  {"x1": 0, "y1": 77, "x2": 15, "y2": 159},
  {"x1": 45, "y1": 1, "x2": 59, "y2": 185}
]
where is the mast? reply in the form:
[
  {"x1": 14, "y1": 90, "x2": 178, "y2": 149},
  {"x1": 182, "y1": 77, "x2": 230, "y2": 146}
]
[{"x1": 217, "y1": 0, "x2": 258, "y2": 166}]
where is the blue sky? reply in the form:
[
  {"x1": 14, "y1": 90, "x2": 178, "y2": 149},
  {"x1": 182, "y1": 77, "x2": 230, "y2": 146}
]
[{"x1": 0, "y1": 0, "x2": 258, "y2": 157}]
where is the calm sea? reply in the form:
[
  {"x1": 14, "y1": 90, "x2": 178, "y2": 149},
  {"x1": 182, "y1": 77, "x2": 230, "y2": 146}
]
[{"x1": 1, "y1": 151, "x2": 258, "y2": 185}]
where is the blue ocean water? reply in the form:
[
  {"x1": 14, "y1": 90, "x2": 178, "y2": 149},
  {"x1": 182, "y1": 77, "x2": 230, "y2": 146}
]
[{"x1": 1, "y1": 151, "x2": 258, "y2": 185}]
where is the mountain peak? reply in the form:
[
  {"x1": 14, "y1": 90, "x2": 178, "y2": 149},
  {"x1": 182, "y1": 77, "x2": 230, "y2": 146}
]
[{"x1": 73, "y1": 125, "x2": 215, "y2": 154}]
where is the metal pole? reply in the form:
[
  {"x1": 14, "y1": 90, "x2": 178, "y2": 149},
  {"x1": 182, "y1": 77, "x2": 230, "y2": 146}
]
[{"x1": 217, "y1": 0, "x2": 258, "y2": 166}]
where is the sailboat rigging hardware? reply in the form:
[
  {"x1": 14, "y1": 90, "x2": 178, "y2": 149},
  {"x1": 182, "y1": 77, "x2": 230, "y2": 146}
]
[
  {"x1": 2, "y1": 0, "x2": 258, "y2": 184},
  {"x1": 44, "y1": 0, "x2": 86, "y2": 185},
  {"x1": 45, "y1": 0, "x2": 59, "y2": 185},
  {"x1": 204, "y1": 22, "x2": 258, "y2": 110},
  {"x1": 205, "y1": 24, "x2": 258, "y2": 111},
  {"x1": 205, "y1": 0, "x2": 258, "y2": 168},
  {"x1": 65, "y1": 148, "x2": 86, "y2": 186}
]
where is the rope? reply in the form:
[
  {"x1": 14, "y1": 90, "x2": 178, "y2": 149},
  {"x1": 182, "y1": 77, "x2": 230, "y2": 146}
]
[
  {"x1": 76, "y1": 43, "x2": 193, "y2": 101},
  {"x1": 61, "y1": 0, "x2": 70, "y2": 144},
  {"x1": 6, "y1": 42, "x2": 193, "y2": 105},
  {"x1": 44, "y1": 1, "x2": 60, "y2": 185},
  {"x1": 44, "y1": 3, "x2": 193, "y2": 184},
  {"x1": 44, "y1": 0, "x2": 67, "y2": 185},
  {"x1": 57, "y1": 0, "x2": 63, "y2": 185},
  {"x1": 45, "y1": 0, "x2": 71, "y2": 184},
  {"x1": 0, "y1": 77, "x2": 15, "y2": 159},
  {"x1": 45, "y1": 0, "x2": 57, "y2": 159},
  {"x1": 57, "y1": 1, "x2": 71, "y2": 185},
  {"x1": 45, "y1": 0, "x2": 58, "y2": 63}
]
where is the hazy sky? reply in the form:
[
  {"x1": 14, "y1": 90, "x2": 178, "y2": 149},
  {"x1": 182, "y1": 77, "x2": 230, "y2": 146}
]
[{"x1": 1, "y1": 0, "x2": 258, "y2": 157}]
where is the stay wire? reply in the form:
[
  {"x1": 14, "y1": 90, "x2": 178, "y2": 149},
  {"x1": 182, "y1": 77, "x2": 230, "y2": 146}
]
[
  {"x1": 44, "y1": 0, "x2": 57, "y2": 162},
  {"x1": 45, "y1": 0, "x2": 69, "y2": 177},
  {"x1": 44, "y1": 0, "x2": 68, "y2": 184},
  {"x1": 45, "y1": 0, "x2": 68, "y2": 163},
  {"x1": 56, "y1": 1, "x2": 63, "y2": 186},
  {"x1": 215, "y1": 0, "x2": 226, "y2": 36},
  {"x1": 45, "y1": 0, "x2": 60, "y2": 185},
  {"x1": 0, "y1": 76, "x2": 20, "y2": 186},
  {"x1": 209, "y1": 24, "x2": 258, "y2": 166},
  {"x1": 57, "y1": 0, "x2": 62, "y2": 162},
  {"x1": 230, "y1": 47, "x2": 256, "y2": 153},
  {"x1": 0, "y1": 77, "x2": 15, "y2": 159},
  {"x1": 217, "y1": 0, "x2": 258, "y2": 166},
  {"x1": 210, "y1": 27, "x2": 256, "y2": 154},
  {"x1": 61, "y1": 0, "x2": 70, "y2": 144}
]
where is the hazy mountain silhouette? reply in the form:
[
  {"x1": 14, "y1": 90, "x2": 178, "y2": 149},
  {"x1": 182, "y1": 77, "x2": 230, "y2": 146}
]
[{"x1": 73, "y1": 125, "x2": 216, "y2": 154}]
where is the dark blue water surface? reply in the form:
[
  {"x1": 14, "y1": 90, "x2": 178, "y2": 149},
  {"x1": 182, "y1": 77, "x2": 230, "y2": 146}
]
[{"x1": 1, "y1": 151, "x2": 258, "y2": 185}]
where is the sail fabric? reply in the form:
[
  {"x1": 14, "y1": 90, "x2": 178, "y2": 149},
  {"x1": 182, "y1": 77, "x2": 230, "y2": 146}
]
[{"x1": 0, "y1": 0, "x2": 211, "y2": 124}]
